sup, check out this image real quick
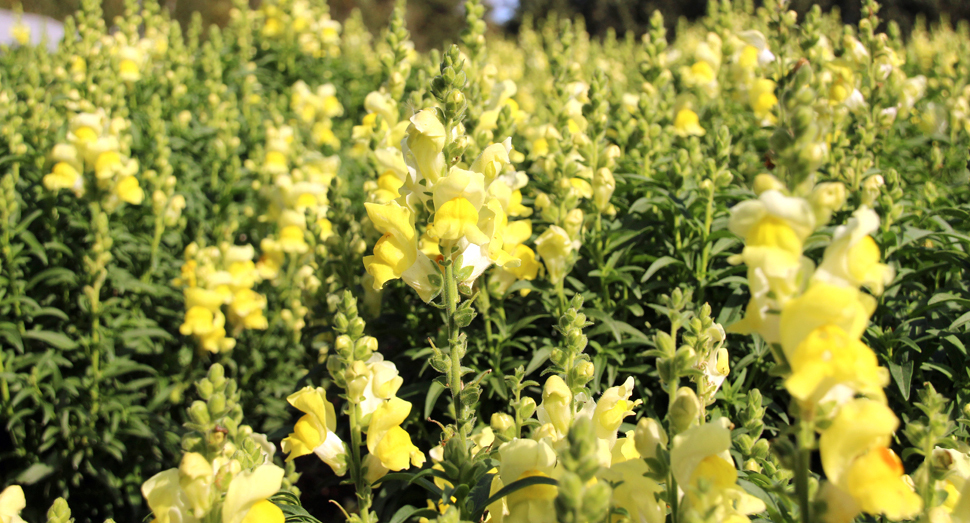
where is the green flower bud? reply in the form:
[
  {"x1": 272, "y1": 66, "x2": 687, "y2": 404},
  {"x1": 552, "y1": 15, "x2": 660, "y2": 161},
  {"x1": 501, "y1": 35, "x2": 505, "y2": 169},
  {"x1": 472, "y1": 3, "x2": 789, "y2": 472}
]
[
  {"x1": 669, "y1": 387, "x2": 701, "y2": 434},
  {"x1": 634, "y1": 417, "x2": 667, "y2": 460},
  {"x1": 188, "y1": 400, "x2": 210, "y2": 425}
]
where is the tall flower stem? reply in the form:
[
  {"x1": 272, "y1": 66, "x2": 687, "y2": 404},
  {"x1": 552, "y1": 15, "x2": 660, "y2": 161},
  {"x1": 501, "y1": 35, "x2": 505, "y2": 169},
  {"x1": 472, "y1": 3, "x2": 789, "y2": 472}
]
[
  {"x1": 442, "y1": 256, "x2": 467, "y2": 449},
  {"x1": 794, "y1": 416, "x2": 814, "y2": 523}
]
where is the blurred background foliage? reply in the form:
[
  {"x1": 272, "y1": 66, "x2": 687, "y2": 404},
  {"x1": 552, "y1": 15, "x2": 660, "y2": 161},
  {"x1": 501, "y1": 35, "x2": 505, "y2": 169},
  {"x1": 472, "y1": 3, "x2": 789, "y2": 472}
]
[{"x1": 4, "y1": 0, "x2": 970, "y2": 51}]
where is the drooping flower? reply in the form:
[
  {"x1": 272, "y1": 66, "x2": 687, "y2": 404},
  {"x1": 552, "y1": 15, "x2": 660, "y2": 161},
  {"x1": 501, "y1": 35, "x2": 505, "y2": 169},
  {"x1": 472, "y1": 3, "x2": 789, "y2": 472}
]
[{"x1": 281, "y1": 387, "x2": 348, "y2": 476}]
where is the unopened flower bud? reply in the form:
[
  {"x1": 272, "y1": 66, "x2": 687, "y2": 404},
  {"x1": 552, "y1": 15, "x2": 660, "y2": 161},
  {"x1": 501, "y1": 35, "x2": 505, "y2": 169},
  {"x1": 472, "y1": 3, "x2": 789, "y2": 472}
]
[
  {"x1": 861, "y1": 174, "x2": 885, "y2": 207},
  {"x1": 519, "y1": 397, "x2": 537, "y2": 420},
  {"x1": 753, "y1": 173, "x2": 785, "y2": 195},
  {"x1": 634, "y1": 417, "x2": 667, "y2": 460},
  {"x1": 490, "y1": 412, "x2": 514, "y2": 434},
  {"x1": 669, "y1": 387, "x2": 701, "y2": 433},
  {"x1": 809, "y1": 182, "x2": 846, "y2": 225}
]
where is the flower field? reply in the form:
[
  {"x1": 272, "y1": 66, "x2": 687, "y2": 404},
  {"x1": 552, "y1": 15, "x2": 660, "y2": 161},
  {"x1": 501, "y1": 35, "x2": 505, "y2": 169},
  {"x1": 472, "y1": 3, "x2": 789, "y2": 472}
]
[{"x1": 1, "y1": 0, "x2": 969, "y2": 522}]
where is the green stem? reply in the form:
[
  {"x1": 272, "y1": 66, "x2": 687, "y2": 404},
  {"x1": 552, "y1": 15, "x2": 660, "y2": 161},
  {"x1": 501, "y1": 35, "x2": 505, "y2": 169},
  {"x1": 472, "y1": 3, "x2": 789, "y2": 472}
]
[
  {"x1": 697, "y1": 186, "x2": 716, "y2": 289},
  {"x1": 794, "y1": 417, "x2": 814, "y2": 523},
  {"x1": 141, "y1": 214, "x2": 166, "y2": 282},
  {"x1": 349, "y1": 400, "x2": 373, "y2": 523},
  {"x1": 594, "y1": 213, "x2": 611, "y2": 309},
  {"x1": 443, "y1": 257, "x2": 467, "y2": 448}
]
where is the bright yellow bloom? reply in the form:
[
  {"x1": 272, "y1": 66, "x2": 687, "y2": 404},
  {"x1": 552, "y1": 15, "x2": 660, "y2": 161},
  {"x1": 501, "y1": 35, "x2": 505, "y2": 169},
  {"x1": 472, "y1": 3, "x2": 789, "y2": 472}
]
[
  {"x1": 142, "y1": 469, "x2": 193, "y2": 523},
  {"x1": 222, "y1": 464, "x2": 285, "y2": 523},
  {"x1": 180, "y1": 306, "x2": 221, "y2": 336},
  {"x1": 256, "y1": 238, "x2": 284, "y2": 280},
  {"x1": 433, "y1": 197, "x2": 488, "y2": 244},
  {"x1": 43, "y1": 162, "x2": 83, "y2": 194},
  {"x1": 817, "y1": 399, "x2": 922, "y2": 520},
  {"x1": 363, "y1": 201, "x2": 418, "y2": 288},
  {"x1": 365, "y1": 397, "x2": 425, "y2": 479},
  {"x1": 228, "y1": 289, "x2": 269, "y2": 330},
  {"x1": 778, "y1": 282, "x2": 875, "y2": 361},
  {"x1": 492, "y1": 438, "x2": 559, "y2": 523},
  {"x1": 279, "y1": 225, "x2": 308, "y2": 254},
  {"x1": 507, "y1": 244, "x2": 540, "y2": 281},
  {"x1": 0, "y1": 485, "x2": 26, "y2": 523},
  {"x1": 814, "y1": 207, "x2": 894, "y2": 295},
  {"x1": 184, "y1": 287, "x2": 227, "y2": 312},
  {"x1": 749, "y1": 79, "x2": 778, "y2": 122},
  {"x1": 536, "y1": 375, "x2": 572, "y2": 438},
  {"x1": 674, "y1": 109, "x2": 706, "y2": 137},
  {"x1": 601, "y1": 459, "x2": 664, "y2": 523},
  {"x1": 115, "y1": 176, "x2": 144, "y2": 205},
  {"x1": 405, "y1": 109, "x2": 447, "y2": 183},
  {"x1": 592, "y1": 377, "x2": 640, "y2": 446},
  {"x1": 281, "y1": 387, "x2": 348, "y2": 475},
  {"x1": 535, "y1": 225, "x2": 576, "y2": 285},
  {"x1": 785, "y1": 325, "x2": 888, "y2": 404}
]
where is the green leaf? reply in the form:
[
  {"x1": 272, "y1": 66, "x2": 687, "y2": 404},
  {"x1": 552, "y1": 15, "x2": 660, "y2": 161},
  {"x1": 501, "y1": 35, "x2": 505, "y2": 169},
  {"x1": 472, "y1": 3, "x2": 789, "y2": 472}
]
[
  {"x1": 479, "y1": 475, "x2": 558, "y2": 513},
  {"x1": 425, "y1": 380, "x2": 447, "y2": 419},
  {"x1": 22, "y1": 330, "x2": 78, "y2": 351},
  {"x1": 887, "y1": 360, "x2": 913, "y2": 401},
  {"x1": 387, "y1": 505, "x2": 439, "y2": 523},
  {"x1": 16, "y1": 462, "x2": 54, "y2": 484},
  {"x1": 640, "y1": 256, "x2": 682, "y2": 283}
]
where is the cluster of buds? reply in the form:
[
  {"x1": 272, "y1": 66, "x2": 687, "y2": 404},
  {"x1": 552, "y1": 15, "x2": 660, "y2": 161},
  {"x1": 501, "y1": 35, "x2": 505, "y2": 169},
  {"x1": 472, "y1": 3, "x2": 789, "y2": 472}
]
[
  {"x1": 290, "y1": 80, "x2": 343, "y2": 149},
  {"x1": 143, "y1": 364, "x2": 285, "y2": 523},
  {"x1": 175, "y1": 242, "x2": 268, "y2": 353},
  {"x1": 43, "y1": 111, "x2": 143, "y2": 212},
  {"x1": 259, "y1": 0, "x2": 342, "y2": 58}
]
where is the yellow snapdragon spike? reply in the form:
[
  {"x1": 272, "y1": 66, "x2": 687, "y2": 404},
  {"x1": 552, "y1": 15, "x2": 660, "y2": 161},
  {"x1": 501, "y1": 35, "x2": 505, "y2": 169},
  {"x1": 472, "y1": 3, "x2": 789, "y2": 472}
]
[
  {"x1": 222, "y1": 464, "x2": 285, "y2": 523},
  {"x1": 785, "y1": 325, "x2": 888, "y2": 403},
  {"x1": 366, "y1": 397, "x2": 425, "y2": 473},
  {"x1": 229, "y1": 289, "x2": 269, "y2": 330},
  {"x1": 843, "y1": 447, "x2": 922, "y2": 519},
  {"x1": 569, "y1": 178, "x2": 593, "y2": 199},
  {"x1": 433, "y1": 197, "x2": 488, "y2": 244},
  {"x1": 95, "y1": 151, "x2": 123, "y2": 179},
  {"x1": 674, "y1": 109, "x2": 706, "y2": 137},
  {"x1": 778, "y1": 282, "x2": 875, "y2": 361},
  {"x1": 819, "y1": 399, "x2": 897, "y2": 485},
  {"x1": 374, "y1": 425, "x2": 423, "y2": 471},
  {"x1": 0, "y1": 485, "x2": 26, "y2": 523},
  {"x1": 43, "y1": 162, "x2": 83, "y2": 194}
]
